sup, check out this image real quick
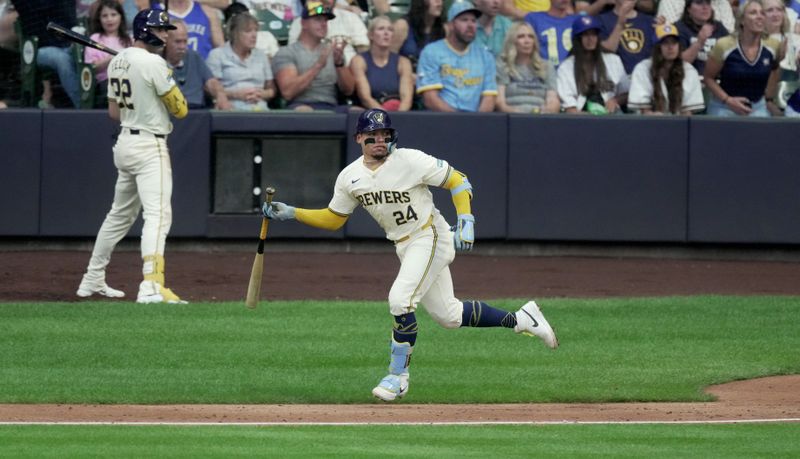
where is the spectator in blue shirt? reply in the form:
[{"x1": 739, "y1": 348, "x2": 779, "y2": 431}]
[
  {"x1": 599, "y1": 0, "x2": 657, "y2": 75},
  {"x1": 524, "y1": 0, "x2": 578, "y2": 68},
  {"x1": 416, "y1": 1, "x2": 498, "y2": 111}
]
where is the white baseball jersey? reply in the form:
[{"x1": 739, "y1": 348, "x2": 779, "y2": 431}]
[
  {"x1": 108, "y1": 47, "x2": 176, "y2": 135},
  {"x1": 628, "y1": 58, "x2": 705, "y2": 114},
  {"x1": 556, "y1": 53, "x2": 630, "y2": 111},
  {"x1": 329, "y1": 148, "x2": 452, "y2": 241}
]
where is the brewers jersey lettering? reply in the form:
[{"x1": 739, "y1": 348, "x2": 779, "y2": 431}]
[{"x1": 329, "y1": 148, "x2": 452, "y2": 242}]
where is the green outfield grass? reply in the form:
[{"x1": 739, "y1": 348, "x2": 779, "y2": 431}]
[
  {"x1": 1, "y1": 424, "x2": 799, "y2": 458},
  {"x1": 0, "y1": 295, "x2": 798, "y2": 404}
]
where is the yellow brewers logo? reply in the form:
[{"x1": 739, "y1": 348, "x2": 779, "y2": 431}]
[
  {"x1": 441, "y1": 64, "x2": 482, "y2": 88},
  {"x1": 159, "y1": 11, "x2": 170, "y2": 23},
  {"x1": 373, "y1": 111, "x2": 385, "y2": 124},
  {"x1": 621, "y1": 26, "x2": 646, "y2": 53}
]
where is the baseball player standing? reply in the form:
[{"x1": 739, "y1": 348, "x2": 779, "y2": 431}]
[
  {"x1": 262, "y1": 108, "x2": 558, "y2": 401},
  {"x1": 77, "y1": 8, "x2": 189, "y2": 304}
]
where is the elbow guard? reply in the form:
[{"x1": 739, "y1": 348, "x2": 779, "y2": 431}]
[
  {"x1": 445, "y1": 170, "x2": 473, "y2": 198},
  {"x1": 444, "y1": 170, "x2": 473, "y2": 216},
  {"x1": 160, "y1": 86, "x2": 188, "y2": 119},
  {"x1": 450, "y1": 177, "x2": 472, "y2": 198}
]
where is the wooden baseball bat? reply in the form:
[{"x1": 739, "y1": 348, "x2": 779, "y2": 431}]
[
  {"x1": 245, "y1": 187, "x2": 276, "y2": 309},
  {"x1": 46, "y1": 22, "x2": 118, "y2": 56}
]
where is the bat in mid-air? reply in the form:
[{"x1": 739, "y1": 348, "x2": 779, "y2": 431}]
[
  {"x1": 245, "y1": 187, "x2": 276, "y2": 309},
  {"x1": 46, "y1": 22, "x2": 118, "y2": 56}
]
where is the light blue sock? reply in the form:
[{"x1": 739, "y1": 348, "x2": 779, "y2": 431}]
[{"x1": 387, "y1": 313, "x2": 416, "y2": 375}]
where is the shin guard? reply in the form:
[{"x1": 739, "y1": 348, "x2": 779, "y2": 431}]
[{"x1": 392, "y1": 312, "x2": 418, "y2": 346}]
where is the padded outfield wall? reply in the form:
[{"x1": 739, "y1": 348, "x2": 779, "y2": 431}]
[{"x1": 1, "y1": 109, "x2": 799, "y2": 244}]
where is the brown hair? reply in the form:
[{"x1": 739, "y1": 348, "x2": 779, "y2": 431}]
[
  {"x1": 90, "y1": 0, "x2": 132, "y2": 47},
  {"x1": 570, "y1": 32, "x2": 614, "y2": 96},
  {"x1": 408, "y1": 0, "x2": 445, "y2": 47},
  {"x1": 649, "y1": 39, "x2": 685, "y2": 114}
]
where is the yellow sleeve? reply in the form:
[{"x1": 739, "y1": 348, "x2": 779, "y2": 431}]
[
  {"x1": 295, "y1": 208, "x2": 348, "y2": 231},
  {"x1": 160, "y1": 86, "x2": 188, "y2": 119},
  {"x1": 443, "y1": 169, "x2": 472, "y2": 216}
]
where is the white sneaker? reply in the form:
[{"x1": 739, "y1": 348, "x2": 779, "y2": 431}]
[
  {"x1": 136, "y1": 280, "x2": 187, "y2": 304},
  {"x1": 76, "y1": 278, "x2": 125, "y2": 299},
  {"x1": 514, "y1": 301, "x2": 558, "y2": 349},
  {"x1": 372, "y1": 372, "x2": 409, "y2": 401}
]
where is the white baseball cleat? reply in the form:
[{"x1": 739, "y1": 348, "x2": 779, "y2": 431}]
[
  {"x1": 514, "y1": 301, "x2": 558, "y2": 349},
  {"x1": 372, "y1": 372, "x2": 409, "y2": 402},
  {"x1": 137, "y1": 280, "x2": 188, "y2": 304},
  {"x1": 76, "y1": 279, "x2": 125, "y2": 299}
]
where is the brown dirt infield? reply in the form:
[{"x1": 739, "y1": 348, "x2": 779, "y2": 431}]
[{"x1": 1, "y1": 248, "x2": 799, "y2": 423}]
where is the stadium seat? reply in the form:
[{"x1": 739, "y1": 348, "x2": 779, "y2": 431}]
[
  {"x1": 255, "y1": 9, "x2": 291, "y2": 46},
  {"x1": 776, "y1": 71, "x2": 799, "y2": 111},
  {"x1": 77, "y1": 55, "x2": 97, "y2": 109},
  {"x1": 17, "y1": 21, "x2": 40, "y2": 107},
  {"x1": 17, "y1": 20, "x2": 90, "y2": 108},
  {"x1": 370, "y1": 0, "x2": 411, "y2": 21}
]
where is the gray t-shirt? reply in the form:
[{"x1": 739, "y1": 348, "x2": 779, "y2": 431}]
[
  {"x1": 272, "y1": 41, "x2": 338, "y2": 105},
  {"x1": 496, "y1": 59, "x2": 556, "y2": 113}
]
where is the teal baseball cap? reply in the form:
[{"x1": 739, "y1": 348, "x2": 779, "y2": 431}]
[{"x1": 447, "y1": 1, "x2": 482, "y2": 22}]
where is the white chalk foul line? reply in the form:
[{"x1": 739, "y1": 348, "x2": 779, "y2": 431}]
[{"x1": 1, "y1": 418, "x2": 799, "y2": 426}]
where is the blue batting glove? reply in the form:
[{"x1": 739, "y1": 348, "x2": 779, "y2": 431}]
[
  {"x1": 453, "y1": 214, "x2": 475, "y2": 252},
  {"x1": 261, "y1": 201, "x2": 296, "y2": 221}
]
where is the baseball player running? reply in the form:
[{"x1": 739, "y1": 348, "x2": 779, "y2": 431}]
[
  {"x1": 77, "y1": 9, "x2": 189, "y2": 304},
  {"x1": 262, "y1": 108, "x2": 558, "y2": 401}
]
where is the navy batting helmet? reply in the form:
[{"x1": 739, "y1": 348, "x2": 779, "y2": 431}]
[
  {"x1": 356, "y1": 108, "x2": 395, "y2": 133},
  {"x1": 133, "y1": 8, "x2": 176, "y2": 47},
  {"x1": 355, "y1": 109, "x2": 398, "y2": 150}
]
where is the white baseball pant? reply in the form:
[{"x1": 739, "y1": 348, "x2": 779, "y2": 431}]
[
  {"x1": 83, "y1": 131, "x2": 173, "y2": 281},
  {"x1": 389, "y1": 214, "x2": 463, "y2": 328}
]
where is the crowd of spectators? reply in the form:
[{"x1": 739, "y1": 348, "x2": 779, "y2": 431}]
[{"x1": 1, "y1": 0, "x2": 800, "y2": 117}]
